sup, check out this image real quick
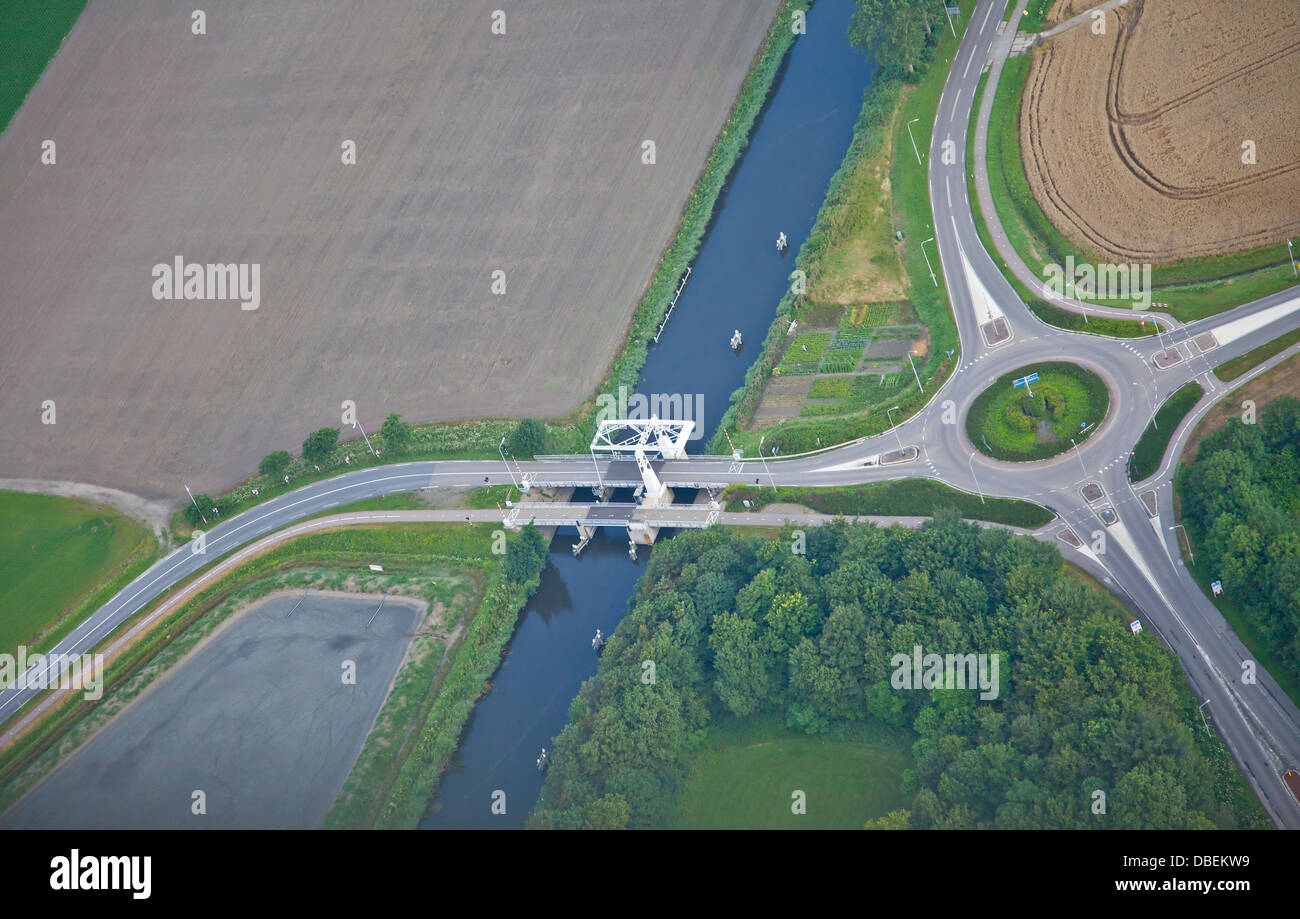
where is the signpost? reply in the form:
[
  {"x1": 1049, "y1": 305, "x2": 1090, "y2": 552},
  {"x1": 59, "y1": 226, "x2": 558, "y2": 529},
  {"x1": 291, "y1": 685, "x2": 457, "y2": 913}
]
[
  {"x1": 1211, "y1": 579, "x2": 1223, "y2": 596},
  {"x1": 1012, "y1": 372, "x2": 1040, "y2": 396},
  {"x1": 1130, "y1": 620, "x2": 1142, "y2": 635}
]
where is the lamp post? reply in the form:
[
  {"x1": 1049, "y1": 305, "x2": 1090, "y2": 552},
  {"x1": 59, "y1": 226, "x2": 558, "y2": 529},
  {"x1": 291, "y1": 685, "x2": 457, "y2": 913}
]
[
  {"x1": 1169, "y1": 523, "x2": 1194, "y2": 564},
  {"x1": 920, "y1": 237, "x2": 938, "y2": 288},
  {"x1": 886, "y1": 405, "x2": 906, "y2": 456},
  {"x1": 499, "y1": 437, "x2": 520, "y2": 490},
  {"x1": 1288, "y1": 239, "x2": 1297, "y2": 277},
  {"x1": 184, "y1": 484, "x2": 207, "y2": 525},
  {"x1": 758, "y1": 435, "x2": 777, "y2": 494},
  {"x1": 907, "y1": 350, "x2": 925, "y2": 392},
  {"x1": 1070, "y1": 437, "x2": 1088, "y2": 479},
  {"x1": 906, "y1": 118, "x2": 922, "y2": 166},
  {"x1": 968, "y1": 451, "x2": 985, "y2": 504}
]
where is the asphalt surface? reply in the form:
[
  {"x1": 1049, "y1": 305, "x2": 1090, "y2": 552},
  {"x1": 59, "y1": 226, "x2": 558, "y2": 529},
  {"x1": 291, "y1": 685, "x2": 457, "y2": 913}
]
[
  {"x1": 2, "y1": 592, "x2": 421, "y2": 829},
  {"x1": 3, "y1": 0, "x2": 1299, "y2": 827}
]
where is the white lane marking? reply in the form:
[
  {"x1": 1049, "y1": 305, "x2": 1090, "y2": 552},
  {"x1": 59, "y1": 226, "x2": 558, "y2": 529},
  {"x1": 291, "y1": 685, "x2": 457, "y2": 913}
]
[
  {"x1": 982, "y1": 1, "x2": 995, "y2": 30},
  {"x1": 950, "y1": 215, "x2": 1007, "y2": 325},
  {"x1": 946, "y1": 174, "x2": 952, "y2": 207},
  {"x1": 1208, "y1": 294, "x2": 1300, "y2": 346}
]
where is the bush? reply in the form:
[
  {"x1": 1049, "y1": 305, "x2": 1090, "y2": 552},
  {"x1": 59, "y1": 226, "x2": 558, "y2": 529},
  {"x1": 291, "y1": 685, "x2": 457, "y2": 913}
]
[
  {"x1": 302, "y1": 427, "x2": 339, "y2": 461},
  {"x1": 258, "y1": 450, "x2": 291, "y2": 477},
  {"x1": 507, "y1": 418, "x2": 549, "y2": 458},
  {"x1": 381, "y1": 413, "x2": 412, "y2": 451},
  {"x1": 1004, "y1": 404, "x2": 1033, "y2": 433}
]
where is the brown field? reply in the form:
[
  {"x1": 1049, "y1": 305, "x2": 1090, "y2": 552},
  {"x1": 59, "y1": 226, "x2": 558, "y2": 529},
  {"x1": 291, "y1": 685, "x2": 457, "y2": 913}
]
[
  {"x1": 1021, "y1": 0, "x2": 1300, "y2": 261},
  {"x1": 0, "y1": 0, "x2": 779, "y2": 500}
]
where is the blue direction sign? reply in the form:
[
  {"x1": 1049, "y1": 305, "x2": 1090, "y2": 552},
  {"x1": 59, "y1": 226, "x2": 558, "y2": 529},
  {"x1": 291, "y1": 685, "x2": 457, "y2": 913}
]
[{"x1": 1012, "y1": 372, "x2": 1039, "y2": 395}]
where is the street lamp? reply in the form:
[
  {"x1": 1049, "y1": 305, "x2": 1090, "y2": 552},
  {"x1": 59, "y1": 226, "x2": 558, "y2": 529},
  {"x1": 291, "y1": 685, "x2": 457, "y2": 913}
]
[
  {"x1": 1134, "y1": 381, "x2": 1157, "y2": 431},
  {"x1": 886, "y1": 405, "x2": 906, "y2": 456},
  {"x1": 1169, "y1": 523, "x2": 1194, "y2": 564},
  {"x1": 920, "y1": 237, "x2": 938, "y2": 288},
  {"x1": 907, "y1": 350, "x2": 925, "y2": 392},
  {"x1": 906, "y1": 118, "x2": 922, "y2": 166},
  {"x1": 943, "y1": 3, "x2": 957, "y2": 36},
  {"x1": 1069, "y1": 437, "x2": 1088, "y2": 479},
  {"x1": 968, "y1": 451, "x2": 985, "y2": 504},
  {"x1": 499, "y1": 437, "x2": 520, "y2": 490},
  {"x1": 1289, "y1": 239, "x2": 1297, "y2": 278},
  {"x1": 758, "y1": 435, "x2": 777, "y2": 493}
]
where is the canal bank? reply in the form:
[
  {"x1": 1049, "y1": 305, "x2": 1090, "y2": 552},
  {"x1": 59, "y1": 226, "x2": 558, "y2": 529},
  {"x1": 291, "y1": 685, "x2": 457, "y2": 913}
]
[{"x1": 421, "y1": 0, "x2": 875, "y2": 829}]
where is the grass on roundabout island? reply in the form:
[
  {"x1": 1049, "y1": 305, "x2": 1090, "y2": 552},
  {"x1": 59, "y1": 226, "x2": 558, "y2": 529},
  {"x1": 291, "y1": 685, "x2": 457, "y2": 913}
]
[{"x1": 966, "y1": 362, "x2": 1110, "y2": 462}]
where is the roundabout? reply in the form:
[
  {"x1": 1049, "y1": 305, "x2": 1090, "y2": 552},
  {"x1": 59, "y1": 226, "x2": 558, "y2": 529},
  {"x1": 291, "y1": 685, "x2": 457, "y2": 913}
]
[{"x1": 965, "y1": 362, "x2": 1110, "y2": 462}]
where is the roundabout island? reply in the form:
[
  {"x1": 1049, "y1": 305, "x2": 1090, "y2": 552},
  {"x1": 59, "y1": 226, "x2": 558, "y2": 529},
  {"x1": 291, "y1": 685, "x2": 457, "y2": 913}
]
[{"x1": 965, "y1": 362, "x2": 1110, "y2": 462}]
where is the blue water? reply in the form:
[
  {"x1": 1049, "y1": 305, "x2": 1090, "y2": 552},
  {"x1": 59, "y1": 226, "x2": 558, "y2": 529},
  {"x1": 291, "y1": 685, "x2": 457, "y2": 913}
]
[{"x1": 422, "y1": 0, "x2": 873, "y2": 829}]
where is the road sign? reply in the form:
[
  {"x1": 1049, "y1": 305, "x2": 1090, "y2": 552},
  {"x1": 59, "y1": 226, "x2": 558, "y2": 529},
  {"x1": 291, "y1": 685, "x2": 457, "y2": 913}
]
[
  {"x1": 1130, "y1": 620, "x2": 1142, "y2": 635},
  {"x1": 1012, "y1": 372, "x2": 1039, "y2": 396},
  {"x1": 1211, "y1": 579, "x2": 1223, "y2": 596}
]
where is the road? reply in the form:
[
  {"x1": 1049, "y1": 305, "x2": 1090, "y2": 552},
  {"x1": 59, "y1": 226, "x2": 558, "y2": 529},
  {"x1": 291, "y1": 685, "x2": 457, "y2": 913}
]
[{"x1": 3, "y1": 0, "x2": 1299, "y2": 827}]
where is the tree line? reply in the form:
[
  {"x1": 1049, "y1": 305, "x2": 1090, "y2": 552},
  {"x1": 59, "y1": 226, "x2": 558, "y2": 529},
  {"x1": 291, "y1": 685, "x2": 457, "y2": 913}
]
[{"x1": 1178, "y1": 396, "x2": 1300, "y2": 692}]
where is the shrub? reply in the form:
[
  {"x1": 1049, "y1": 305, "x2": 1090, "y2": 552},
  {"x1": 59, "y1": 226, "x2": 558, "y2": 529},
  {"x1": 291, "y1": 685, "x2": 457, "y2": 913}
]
[
  {"x1": 303, "y1": 427, "x2": 340, "y2": 461},
  {"x1": 507, "y1": 418, "x2": 549, "y2": 458},
  {"x1": 258, "y1": 451, "x2": 291, "y2": 477},
  {"x1": 381, "y1": 413, "x2": 412, "y2": 451}
]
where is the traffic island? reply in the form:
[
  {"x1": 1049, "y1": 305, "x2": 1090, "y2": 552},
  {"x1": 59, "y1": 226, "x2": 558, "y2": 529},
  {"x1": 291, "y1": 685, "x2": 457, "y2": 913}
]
[{"x1": 966, "y1": 362, "x2": 1110, "y2": 462}]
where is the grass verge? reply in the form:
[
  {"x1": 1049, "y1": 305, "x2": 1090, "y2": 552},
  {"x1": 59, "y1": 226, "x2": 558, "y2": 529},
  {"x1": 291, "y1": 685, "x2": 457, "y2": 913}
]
[
  {"x1": 1128, "y1": 381, "x2": 1203, "y2": 483},
  {"x1": 1215, "y1": 328, "x2": 1300, "y2": 383},
  {"x1": 721, "y1": 478, "x2": 1053, "y2": 529}
]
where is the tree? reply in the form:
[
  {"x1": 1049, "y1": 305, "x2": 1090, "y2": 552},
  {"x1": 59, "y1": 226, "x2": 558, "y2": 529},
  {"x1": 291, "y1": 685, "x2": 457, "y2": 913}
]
[
  {"x1": 183, "y1": 493, "x2": 214, "y2": 527},
  {"x1": 302, "y1": 427, "x2": 339, "y2": 461},
  {"x1": 505, "y1": 523, "x2": 547, "y2": 584},
  {"x1": 708, "y1": 611, "x2": 772, "y2": 716},
  {"x1": 865, "y1": 808, "x2": 911, "y2": 830},
  {"x1": 381, "y1": 412, "x2": 412, "y2": 451},
  {"x1": 849, "y1": 0, "x2": 944, "y2": 79},
  {"x1": 258, "y1": 450, "x2": 291, "y2": 477},
  {"x1": 507, "y1": 418, "x2": 549, "y2": 458}
]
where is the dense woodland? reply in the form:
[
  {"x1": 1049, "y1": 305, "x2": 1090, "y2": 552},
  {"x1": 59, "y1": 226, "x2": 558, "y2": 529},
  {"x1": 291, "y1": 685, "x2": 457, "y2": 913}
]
[
  {"x1": 1179, "y1": 396, "x2": 1300, "y2": 691},
  {"x1": 531, "y1": 517, "x2": 1250, "y2": 829}
]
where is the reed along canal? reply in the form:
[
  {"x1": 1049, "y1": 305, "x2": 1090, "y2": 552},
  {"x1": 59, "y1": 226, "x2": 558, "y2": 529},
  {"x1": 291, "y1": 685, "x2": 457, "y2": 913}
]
[{"x1": 422, "y1": 0, "x2": 873, "y2": 828}]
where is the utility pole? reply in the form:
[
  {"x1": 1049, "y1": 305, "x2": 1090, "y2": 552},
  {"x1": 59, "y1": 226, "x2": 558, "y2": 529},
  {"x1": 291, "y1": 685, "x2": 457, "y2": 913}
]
[{"x1": 184, "y1": 484, "x2": 207, "y2": 525}]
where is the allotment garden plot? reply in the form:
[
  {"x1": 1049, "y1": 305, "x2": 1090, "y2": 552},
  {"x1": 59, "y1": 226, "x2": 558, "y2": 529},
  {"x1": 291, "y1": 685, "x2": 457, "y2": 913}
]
[{"x1": 752, "y1": 301, "x2": 928, "y2": 427}]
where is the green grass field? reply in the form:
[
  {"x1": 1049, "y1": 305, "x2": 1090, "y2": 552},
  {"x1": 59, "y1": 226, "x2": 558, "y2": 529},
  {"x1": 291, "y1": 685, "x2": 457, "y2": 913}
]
[
  {"x1": 0, "y1": 491, "x2": 156, "y2": 655},
  {"x1": 671, "y1": 715, "x2": 911, "y2": 829},
  {"x1": 0, "y1": 0, "x2": 88, "y2": 134}
]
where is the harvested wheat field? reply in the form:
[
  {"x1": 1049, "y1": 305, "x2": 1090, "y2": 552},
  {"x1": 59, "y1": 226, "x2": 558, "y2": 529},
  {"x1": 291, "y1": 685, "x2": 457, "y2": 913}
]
[
  {"x1": 0, "y1": 0, "x2": 779, "y2": 500},
  {"x1": 1021, "y1": 0, "x2": 1300, "y2": 262}
]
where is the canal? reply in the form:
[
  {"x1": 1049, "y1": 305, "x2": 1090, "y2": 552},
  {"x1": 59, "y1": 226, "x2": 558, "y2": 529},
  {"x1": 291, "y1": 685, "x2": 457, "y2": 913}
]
[{"x1": 421, "y1": 0, "x2": 873, "y2": 829}]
